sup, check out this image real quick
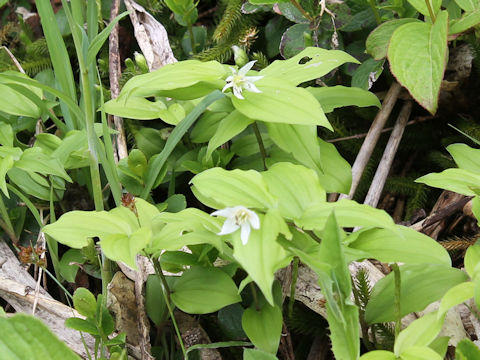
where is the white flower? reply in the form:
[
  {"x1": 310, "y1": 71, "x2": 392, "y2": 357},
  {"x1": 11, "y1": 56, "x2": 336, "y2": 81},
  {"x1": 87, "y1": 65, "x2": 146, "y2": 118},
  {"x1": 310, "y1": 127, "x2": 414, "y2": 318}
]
[
  {"x1": 211, "y1": 206, "x2": 260, "y2": 245},
  {"x1": 222, "y1": 60, "x2": 263, "y2": 100}
]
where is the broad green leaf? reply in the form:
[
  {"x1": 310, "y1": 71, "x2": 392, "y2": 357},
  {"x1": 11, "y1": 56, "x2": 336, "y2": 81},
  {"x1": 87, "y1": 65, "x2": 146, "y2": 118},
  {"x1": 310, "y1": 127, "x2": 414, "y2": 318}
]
[
  {"x1": 365, "y1": 264, "x2": 468, "y2": 324},
  {"x1": 73, "y1": 287, "x2": 97, "y2": 318},
  {"x1": 437, "y1": 282, "x2": 474, "y2": 317},
  {"x1": 464, "y1": 243, "x2": 480, "y2": 278},
  {"x1": 260, "y1": 47, "x2": 359, "y2": 86},
  {"x1": 16, "y1": 148, "x2": 72, "y2": 182},
  {"x1": 453, "y1": 0, "x2": 478, "y2": 12},
  {"x1": 429, "y1": 336, "x2": 450, "y2": 358},
  {"x1": 0, "y1": 83, "x2": 42, "y2": 118},
  {"x1": 43, "y1": 210, "x2": 132, "y2": 248},
  {"x1": 351, "y1": 58, "x2": 384, "y2": 90},
  {"x1": 232, "y1": 77, "x2": 331, "y2": 129},
  {"x1": 190, "y1": 167, "x2": 276, "y2": 210},
  {"x1": 59, "y1": 249, "x2": 83, "y2": 283},
  {"x1": 145, "y1": 275, "x2": 174, "y2": 325},
  {"x1": 65, "y1": 317, "x2": 99, "y2": 335},
  {"x1": 456, "y1": 339, "x2": 480, "y2": 359},
  {"x1": 207, "y1": 110, "x2": 253, "y2": 159},
  {"x1": 400, "y1": 346, "x2": 443, "y2": 360},
  {"x1": 449, "y1": 9, "x2": 480, "y2": 34},
  {"x1": 0, "y1": 313, "x2": 79, "y2": 359},
  {"x1": 99, "y1": 227, "x2": 152, "y2": 269},
  {"x1": 447, "y1": 143, "x2": 480, "y2": 172},
  {"x1": 387, "y1": 11, "x2": 448, "y2": 114},
  {"x1": 307, "y1": 86, "x2": 380, "y2": 113},
  {"x1": 360, "y1": 351, "x2": 396, "y2": 360},
  {"x1": 416, "y1": 168, "x2": 480, "y2": 196},
  {"x1": 248, "y1": 0, "x2": 288, "y2": 3},
  {"x1": 7, "y1": 168, "x2": 59, "y2": 201},
  {"x1": 242, "y1": 304, "x2": 282, "y2": 354},
  {"x1": 366, "y1": 19, "x2": 422, "y2": 60},
  {"x1": 262, "y1": 163, "x2": 326, "y2": 219},
  {"x1": 406, "y1": 0, "x2": 442, "y2": 16},
  {"x1": 297, "y1": 199, "x2": 395, "y2": 231},
  {"x1": 0, "y1": 123, "x2": 13, "y2": 147},
  {"x1": 119, "y1": 60, "x2": 225, "y2": 98},
  {"x1": 279, "y1": 24, "x2": 310, "y2": 59},
  {"x1": 170, "y1": 266, "x2": 241, "y2": 314},
  {"x1": 394, "y1": 312, "x2": 445, "y2": 355},
  {"x1": 317, "y1": 139, "x2": 352, "y2": 194},
  {"x1": 243, "y1": 348, "x2": 279, "y2": 360},
  {"x1": 191, "y1": 111, "x2": 225, "y2": 143},
  {"x1": 103, "y1": 96, "x2": 171, "y2": 121},
  {"x1": 348, "y1": 226, "x2": 451, "y2": 265},
  {"x1": 266, "y1": 123, "x2": 322, "y2": 174},
  {"x1": 218, "y1": 304, "x2": 246, "y2": 340},
  {"x1": 232, "y1": 212, "x2": 290, "y2": 305},
  {"x1": 0, "y1": 156, "x2": 13, "y2": 197}
]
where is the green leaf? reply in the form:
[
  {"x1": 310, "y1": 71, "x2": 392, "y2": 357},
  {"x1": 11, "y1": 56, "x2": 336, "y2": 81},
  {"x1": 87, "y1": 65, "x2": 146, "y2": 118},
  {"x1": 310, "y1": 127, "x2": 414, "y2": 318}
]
[
  {"x1": 207, "y1": 110, "x2": 253, "y2": 159},
  {"x1": 145, "y1": 275, "x2": 173, "y2": 325},
  {"x1": 394, "y1": 312, "x2": 444, "y2": 355},
  {"x1": 103, "y1": 96, "x2": 171, "y2": 121},
  {"x1": 232, "y1": 77, "x2": 331, "y2": 129},
  {"x1": 99, "y1": 227, "x2": 152, "y2": 269},
  {"x1": 0, "y1": 156, "x2": 14, "y2": 197},
  {"x1": 43, "y1": 210, "x2": 132, "y2": 248},
  {"x1": 119, "y1": 60, "x2": 225, "y2": 99},
  {"x1": 449, "y1": 9, "x2": 480, "y2": 34},
  {"x1": 416, "y1": 168, "x2": 480, "y2": 196},
  {"x1": 307, "y1": 86, "x2": 380, "y2": 113},
  {"x1": 16, "y1": 148, "x2": 72, "y2": 182},
  {"x1": 453, "y1": 0, "x2": 479, "y2": 11},
  {"x1": 400, "y1": 346, "x2": 443, "y2": 360},
  {"x1": 249, "y1": 0, "x2": 288, "y2": 3},
  {"x1": 429, "y1": 336, "x2": 450, "y2": 358},
  {"x1": 437, "y1": 282, "x2": 474, "y2": 317},
  {"x1": 218, "y1": 304, "x2": 246, "y2": 340},
  {"x1": 447, "y1": 143, "x2": 480, "y2": 172},
  {"x1": 65, "y1": 317, "x2": 99, "y2": 335},
  {"x1": 351, "y1": 58, "x2": 384, "y2": 90},
  {"x1": 366, "y1": 19, "x2": 422, "y2": 60},
  {"x1": 406, "y1": 0, "x2": 442, "y2": 16},
  {"x1": 0, "y1": 313, "x2": 79, "y2": 359},
  {"x1": 243, "y1": 348, "x2": 279, "y2": 360},
  {"x1": 59, "y1": 249, "x2": 83, "y2": 283},
  {"x1": 317, "y1": 139, "x2": 352, "y2": 194},
  {"x1": 190, "y1": 167, "x2": 276, "y2": 210},
  {"x1": 260, "y1": 47, "x2": 359, "y2": 86},
  {"x1": 170, "y1": 267, "x2": 241, "y2": 314},
  {"x1": 387, "y1": 11, "x2": 448, "y2": 114},
  {"x1": 242, "y1": 304, "x2": 282, "y2": 354},
  {"x1": 73, "y1": 287, "x2": 97, "y2": 318},
  {"x1": 456, "y1": 339, "x2": 480, "y2": 360},
  {"x1": 279, "y1": 24, "x2": 311, "y2": 59},
  {"x1": 365, "y1": 264, "x2": 468, "y2": 324},
  {"x1": 231, "y1": 211, "x2": 291, "y2": 304},
  {"x1": 0, "y1": 123, "x2": 13, "y2": 147},
  {"x1": 0, "y1": 83, "x2": 42, "y2": 118},
  {"x1": 266, "y1": 123, "x2": 323, "y2": 174},
  {"x1": 297, "y1": 199, "x2": 395, "y2": 231},
  {"x1": 360, "y1": 351, "x2": 396, "y2": 360},
  {"x1": 348, "y1": 226, "x2": 451, "y2": 265},
  {"x1": 464, "y1": 243, "x2": 480, "y2": 278},
  {"x1": 262, "y1": 163, "x2": 325, "y2": 219}
]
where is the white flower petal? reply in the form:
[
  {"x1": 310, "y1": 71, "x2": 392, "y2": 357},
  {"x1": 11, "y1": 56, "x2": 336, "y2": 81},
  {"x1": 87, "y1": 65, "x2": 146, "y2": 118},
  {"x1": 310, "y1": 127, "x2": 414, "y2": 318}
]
[
  {"x1": 225, "y1": 75, "x2": 234, "y2": 82},
  {"x1": 222, "y1": 82, "x2": 234, "y2": 93},
  {"x1": 248, "y1": 210, "x2": 260, "y2": 229},
  {"x1": 218, "y1": 218, "x2": 239, "y2": 235},
  {"x1": 240, "y1": 223, "x2": 251, "y2": 245},
  {"x1": 245, "y1": 75, "x2": 263, "y2": 83},
  {"x1": 239, "y1": 60, "x2": 257, "y2": 76},
  {"x1": 211, "y1": 207, "x2": 236, "y2": 218},
  {"x1": 233, "y1": 87, "x2": 244, "y2": 100},
  {"x1": 228, "y1": 67, "x2": 237, "y2": 75},
  {"x1": 243, "y1": 82, "x2": 262, "y2": 93}
]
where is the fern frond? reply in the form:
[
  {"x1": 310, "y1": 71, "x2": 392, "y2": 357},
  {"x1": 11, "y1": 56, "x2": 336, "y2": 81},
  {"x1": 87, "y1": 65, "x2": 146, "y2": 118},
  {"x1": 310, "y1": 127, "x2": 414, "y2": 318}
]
[
  {"x1": 251, "y1": 51, "x2": 268, "y2": 69},
  {"x1": 21, "y1": 58, "x2": 52, "y2": 76},
  {"x1": 285, "y1": 302, "x2": 328, "y2": 337},
  {"x1": 439, "y1": 236, "x2": 477, "y2": 251},
  {"x1": 213, "y1": 0, "x2": 243, "y2": 42},
  {"x1": 353, "y1": 269, "x2": 372, "y2": 311}
]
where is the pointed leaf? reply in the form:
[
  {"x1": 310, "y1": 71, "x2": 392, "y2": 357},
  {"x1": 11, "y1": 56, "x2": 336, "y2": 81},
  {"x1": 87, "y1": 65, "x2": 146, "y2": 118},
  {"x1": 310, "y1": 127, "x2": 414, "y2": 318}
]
[
  {"x1": 242, "y1": 304, "x2": 282, "y2": 354},
  {"x1": 447, "y1": 143, "x2": 480, "y2": 173},
  {"x1": 416, "y1": 168, "x2": 480, "y2": 196},
  {"x1": 387, "y1": 11, "x2": 448, "y2": 114},
  {"x1": 450, "y1": 9, "x2": 480, "y2": 34},
  {"x1": 307, "y1": 85, "x2": 380, "y2": 113}
]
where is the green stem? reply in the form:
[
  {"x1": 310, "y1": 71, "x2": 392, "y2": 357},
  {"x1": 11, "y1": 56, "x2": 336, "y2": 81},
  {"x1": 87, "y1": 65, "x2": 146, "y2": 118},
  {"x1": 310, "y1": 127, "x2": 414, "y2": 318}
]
[
  {"x1": 188, "y1": 25, "x2": 196, "y2": 54},
  {"x1": 392, "y1": 263, "x2": 402, "y2": 339},
  {"x1": 368, "y1": 0, "x2": 381, "y2": 25},
  {"x1": 250, "y1": 282, "x2": 260, "y2": 311},
  {"x1": 425, "y1": 0, "x2": 436, "y2": 22},
  {"x1": 252, "y1": 122, "x2": 267, "y2": 171},
  {"x1": 151, "y1": 256, "x2": 186, "y2": 357},
  {"x1": 288, "y1": 257, "x2": 299, "y2": 318},
  {"x1": 0, "y1": 195, "x2": 15, "y2": 241},
  {"x1": 290, "y1": 0, "x2": 314, "y2": 21}
]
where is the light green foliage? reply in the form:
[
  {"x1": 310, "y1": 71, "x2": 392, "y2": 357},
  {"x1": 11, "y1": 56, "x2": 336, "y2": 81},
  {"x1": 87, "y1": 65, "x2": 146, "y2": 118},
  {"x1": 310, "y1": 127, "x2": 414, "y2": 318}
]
[
  {"x1": 242, "y1": 304, "x2": 282, "y2": 353},
  {"x1": 456, "y1": 339, "x2": 480, "y2": 359},
  {"x1": 406, "y1": 0, "x2": 441, "y2": 16},
  {"x1": 387, "y1": 11, "x2": 448, "y2": 114},
  {"x1": 307, "y1": 85, "x2": 381, "y2": 113},
  {"x1": 450, "y1": 9, "x2": 480, "y2": 34},
  {"x1": 243, "y1": 348, "x2": 279, "y2": 360},
  {"x1": 0, "y1": 314, "x2": 79, "y2": 360},
  {"x1": 170, "y1": 267, "x2": 241, "y2": 314}
]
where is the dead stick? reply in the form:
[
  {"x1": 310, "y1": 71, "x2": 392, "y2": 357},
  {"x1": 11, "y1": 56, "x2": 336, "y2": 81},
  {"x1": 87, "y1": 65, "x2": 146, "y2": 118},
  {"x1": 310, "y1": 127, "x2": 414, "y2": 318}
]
[
  {"x1": 364, "y1": 101, "x2": 412, "y2": 207},
  {"x1": 109, "y1": 0, "x2": 128, "y2": 161},
  {"x1": 339, "y1": 82, "x2": 402, "y2": 200}
]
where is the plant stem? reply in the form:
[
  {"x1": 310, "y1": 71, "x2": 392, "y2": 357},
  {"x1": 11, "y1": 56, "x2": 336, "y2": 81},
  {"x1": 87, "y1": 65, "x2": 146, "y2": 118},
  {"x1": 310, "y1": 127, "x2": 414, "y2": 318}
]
[
  {"x1": 368, "y1": 0, "x2": 381, "y2": 25},
  {"x1": 288, "y1": 257, "x2": 299, "y2": 318},
  {"x1": 151, "y1": 256, "x2": 186, "y2": 357},
  {"x1": 290, "y1": 0, "x2": 314, "y2": 21},
  {"x1": 252, "y1": 122, "x2": 267, "y2": 171},
  {"x1": 0, "y1": 195, "x2": 15, "y2": 241},
  {"x1": 250, "y1": 282, "x2": 260, "y2": 311},
  {"x1": 188, "y1": 25, "x2": 196, "y2": 54},
  {"x1": 392, "y1": 263, "x2": 402, "y2": 339},
  {"x1": 425, "y1": 0, "x2": 436, "y2": 22}
]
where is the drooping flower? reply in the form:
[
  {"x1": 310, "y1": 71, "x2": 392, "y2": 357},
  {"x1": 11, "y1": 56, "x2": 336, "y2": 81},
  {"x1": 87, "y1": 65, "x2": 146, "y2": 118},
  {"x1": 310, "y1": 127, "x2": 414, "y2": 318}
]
[
  {"x1": 211, "y1": 206, "x2": 260, "y2": 245},
  {"x1": 222, "y1": 60, "x2": 263, "y2": 100}
]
